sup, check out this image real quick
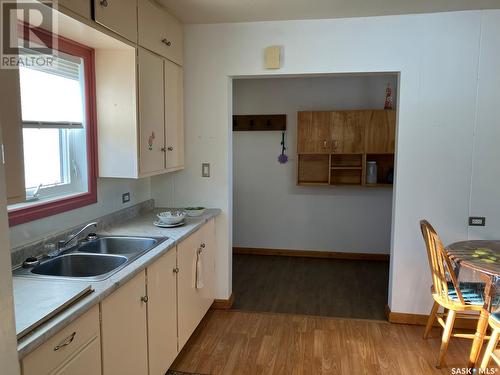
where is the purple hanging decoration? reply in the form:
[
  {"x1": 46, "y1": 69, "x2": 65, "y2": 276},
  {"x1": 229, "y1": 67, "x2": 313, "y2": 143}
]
[{"x1": 278, "y1": 131, "x2": 288, "y2": 164}]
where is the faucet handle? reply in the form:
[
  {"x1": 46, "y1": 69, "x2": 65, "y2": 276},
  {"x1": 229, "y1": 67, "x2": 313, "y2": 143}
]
[{"x1": 57, "y1": 240, "x2": 67, "y2": 250}]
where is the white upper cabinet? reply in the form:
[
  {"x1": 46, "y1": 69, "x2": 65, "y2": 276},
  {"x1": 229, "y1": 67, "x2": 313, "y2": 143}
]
[
  {"x1": 58, "y1": 0, "x2": 91, "y2": 19},
  {"x1": 138, "y1": 0, "x2": 183, "y2": 65},
  {"x1": 164, "y1": 59, "x2": 184, "y2": 171},
  {"x1": 94, "y1": 0, "x2": 138, "y2": 42}
]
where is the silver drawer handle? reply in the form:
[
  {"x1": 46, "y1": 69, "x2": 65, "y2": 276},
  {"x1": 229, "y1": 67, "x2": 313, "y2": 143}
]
[
  {"x1": 141, "y1": 295, "x2": 149, "y2": 303},
  {"x1": 167, "y1": 146, "x2": 174, "y2": 151},
  {"x1": 161, "y1": 38, "x2": 172, "y2": 47},
  {"x1": 99, "y1": 0, "x2": 108, "y2": 7},
  {"x1": 54, "y1": 332, "x2": 76, "y2": 351}
]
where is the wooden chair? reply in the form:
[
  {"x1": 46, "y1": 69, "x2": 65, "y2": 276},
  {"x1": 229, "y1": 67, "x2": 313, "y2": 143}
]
[
  {"x1": 420, "y1": 220, "x2": 484, "y2": 368},
  {"x1": 480, "y1": 313, "x2": 500, "y2": 368}
]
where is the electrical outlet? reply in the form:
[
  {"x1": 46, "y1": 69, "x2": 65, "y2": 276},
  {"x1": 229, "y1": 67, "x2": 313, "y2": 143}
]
[
  {"x1": 469, "y1": 217, "x2": 486, "y2": 226},
  {"x1": 122, "y1": 192, "x2": 130, "y2": 203},
  {"x1": 202, "y1": 163, "x2": 210, "y2": 177}
]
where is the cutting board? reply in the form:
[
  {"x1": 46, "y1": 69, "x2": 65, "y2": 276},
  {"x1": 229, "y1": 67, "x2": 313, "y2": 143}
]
[{"x1": 13, "y1": 277, "x2": 93, "y2": 339}]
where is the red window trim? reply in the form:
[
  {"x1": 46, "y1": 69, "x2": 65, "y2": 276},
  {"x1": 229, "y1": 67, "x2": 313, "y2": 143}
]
[{"x1": 8, "y1": 24, "x2": 98, "y2": 226}]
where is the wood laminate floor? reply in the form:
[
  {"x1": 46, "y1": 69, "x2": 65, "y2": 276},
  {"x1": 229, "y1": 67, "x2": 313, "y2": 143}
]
[
  {"x1": 171, "y1": 309, "x2": 478, "y2": 375},
  {"x1": 232, "y1": 254, "x2": 389, "y2": 320}
]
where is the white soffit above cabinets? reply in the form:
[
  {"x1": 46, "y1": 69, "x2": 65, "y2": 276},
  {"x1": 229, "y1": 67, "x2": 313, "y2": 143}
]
[{"x1": 158, "y1": 0, "x2": 500, "y2": 24}]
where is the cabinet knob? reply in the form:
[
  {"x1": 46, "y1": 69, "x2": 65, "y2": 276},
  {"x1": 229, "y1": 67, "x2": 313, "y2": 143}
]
[
  {"x1": 161, "y1": 38, "x2": 172, "y2": 47},
  {"x1": 99, "y1": 0, "x2": 108, "y2": 7},
  {"x1": 200, "y1": 243, "x2": 206, "y2": 248},
  {"x1": 167, "y1": 146, "x2": 174, "y2": 151},
  {"x1": 160, "y1": 147, "x2": 167, "y2": 152},
  {"x1": 323, "y1": 140, "x2": 328, "y2": 148},
  {"x1": 173, "y1": 267, "x2": 179, "y2": 274},
  {"x1": 140, "y1": 296, "x2": 149, "y2": 303}
]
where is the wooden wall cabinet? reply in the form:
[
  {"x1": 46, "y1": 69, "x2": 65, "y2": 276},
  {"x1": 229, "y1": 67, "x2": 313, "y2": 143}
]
[
  {"x1": 178, "y1": 218, "x2": 216, "y2": 350},
  {"x1": 94, "y1": 0, "x2": 138, "y2": 42},
  {"x1": 147, "y1": 249, "x2": 178, "y2": 375},
  {"x1": 138, "y1": 0, "x2": 184, "y2": 66},
  {"x1": 22, "y1": 305, "x2": 101, "y2": 375},
  {"x1": 101, "y1": 271, "x2": 148, "y2": 375},
  {"x1": 297, "y1": 109, "x2": 396, "y2": 187}
]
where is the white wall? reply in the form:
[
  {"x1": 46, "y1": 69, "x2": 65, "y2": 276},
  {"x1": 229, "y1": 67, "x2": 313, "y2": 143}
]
[
  {"x1": 468, "y1": 12, "x2": 500, "y2": 240},
  {"x1": 232, "y1": 75, "x2": 396, "y2": 253},
  {"x1": 9, "y1": 177, "x2": 151, "y2": 249},
  {"x1": 150, "y1": 10, "x2": 500, "y2": 314}
]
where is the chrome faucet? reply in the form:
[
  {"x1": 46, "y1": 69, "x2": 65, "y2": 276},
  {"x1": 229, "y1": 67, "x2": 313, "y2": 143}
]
[{"x1": 57, "y1": 222, "x2": 99, "y2": 251}]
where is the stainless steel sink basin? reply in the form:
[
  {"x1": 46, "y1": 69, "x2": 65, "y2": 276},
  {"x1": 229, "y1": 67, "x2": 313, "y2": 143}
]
[
  {"x1": 13, "y1": 235, "x2": 167, "y2": 281},
  {"x1": 31, "y1": 253, "x2": 127, "y2": 278},
  {"x1": 77, "y1": 237, "x2": 158, "y2": 255}
]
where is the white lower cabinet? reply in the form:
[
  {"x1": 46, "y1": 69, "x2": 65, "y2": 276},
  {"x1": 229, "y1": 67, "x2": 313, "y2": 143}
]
[
  {"x1": 147, "y1": 249, "x2": 178, "y2": 375},
  {"x1": 21, "y1": 220, "x2": 216, "y2": 375},
  {"x1": 101, "y1": 271, "x2": 148, "y2": 375},
  {"x1": 21, "y1": 305, "x2": 101, "y2": 375},
  {"x1": 178, "y1": 218, "x2": 216, "y2": 349}
]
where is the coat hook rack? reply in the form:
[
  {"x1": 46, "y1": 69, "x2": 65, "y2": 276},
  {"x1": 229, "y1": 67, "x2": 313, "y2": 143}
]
[{"x1": 232, "y1": 114, "x2": 286, "y2": 131}]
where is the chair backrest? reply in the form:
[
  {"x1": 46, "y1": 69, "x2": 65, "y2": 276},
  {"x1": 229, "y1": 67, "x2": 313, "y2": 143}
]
[{"x1": 420, "y1": 220, "x2": 464, "y2": 305}]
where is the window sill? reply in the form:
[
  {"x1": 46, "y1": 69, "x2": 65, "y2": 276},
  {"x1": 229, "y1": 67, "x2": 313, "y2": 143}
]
[{"x1": 8, "y1": 190, "x2": 97, "y2": 226}]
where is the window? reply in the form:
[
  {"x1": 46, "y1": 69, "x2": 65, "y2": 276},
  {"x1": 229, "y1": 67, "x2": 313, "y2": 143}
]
[{"x1": 8, "y1": 26, "x2": 97, "y2": 226}]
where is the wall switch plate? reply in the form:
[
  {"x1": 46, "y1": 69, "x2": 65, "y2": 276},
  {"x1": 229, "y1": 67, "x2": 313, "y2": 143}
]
[
  {"x1": 122, "y1": 192, "x2": 131, "y2": 203},
  {"x1": 202, "y1": 163, "x2": 210, "y2": 177},
  {"x1": 469, "y1": 217, "x2": 486, "y2": 226}
]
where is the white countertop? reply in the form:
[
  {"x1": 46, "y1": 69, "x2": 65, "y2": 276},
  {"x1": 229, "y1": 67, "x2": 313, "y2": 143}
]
[{"x1": 15, "y1": 208, "x2": 221, "y2": 358}]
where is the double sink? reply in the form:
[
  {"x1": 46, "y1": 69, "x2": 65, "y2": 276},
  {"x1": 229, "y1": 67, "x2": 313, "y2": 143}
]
[{"x1": 14, "y1": 236, "x2": 167, "y2": 281}]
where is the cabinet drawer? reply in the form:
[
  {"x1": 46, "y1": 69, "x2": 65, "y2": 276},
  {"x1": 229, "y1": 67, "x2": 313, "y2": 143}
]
[
  {"x1": 22, "y1": 305, "x2": 100, "y2": 375},
  {"x1": 138, "y1": 0, "x2": 183, "y2": 65}
]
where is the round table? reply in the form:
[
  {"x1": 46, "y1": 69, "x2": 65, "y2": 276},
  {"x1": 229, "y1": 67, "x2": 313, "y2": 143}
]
[{"x1": 447, "y1": 240, "x2": 500, "y2": 368}]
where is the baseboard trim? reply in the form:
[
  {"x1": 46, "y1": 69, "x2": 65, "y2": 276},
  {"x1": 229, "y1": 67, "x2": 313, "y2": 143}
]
[
  {"x1": 385, "y1": 305, "x2": 478, "y2": 330},
  {"x1": 211, "y1": 293, "x2": 235, "y2": 310},
  {"x1": 233, "y1": 247, "x2": 390, "y2": 261}
]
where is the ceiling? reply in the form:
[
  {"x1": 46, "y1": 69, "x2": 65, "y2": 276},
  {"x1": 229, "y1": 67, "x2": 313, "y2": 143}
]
[{"x1": 158, "y1": 0, "x2": 500, "y2": 24}]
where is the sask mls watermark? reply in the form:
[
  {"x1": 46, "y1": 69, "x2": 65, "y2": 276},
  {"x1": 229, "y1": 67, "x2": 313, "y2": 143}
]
[{"x1": 1, "y1": 0, "x2": 59, "y2": 69}]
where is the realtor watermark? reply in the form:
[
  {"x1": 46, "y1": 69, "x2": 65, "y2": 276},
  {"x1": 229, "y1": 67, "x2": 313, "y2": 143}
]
[
  {"x1": 1, "y1": 0, "x2": 58, "y2": 69},
  {"x1": 451, "y1": 367, "x2": 499, "y2": 374}
]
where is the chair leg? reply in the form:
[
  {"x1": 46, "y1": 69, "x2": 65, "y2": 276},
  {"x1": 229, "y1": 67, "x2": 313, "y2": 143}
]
[
  {"x1": 480, "y1": 328, "x2": 500, "y2": 369},
  {"x1": 437, "y1": 309, "x2": 456, "y2": 369},
  {"x1": 424, "y1": 301, "x2": 439, "y2": 339}
]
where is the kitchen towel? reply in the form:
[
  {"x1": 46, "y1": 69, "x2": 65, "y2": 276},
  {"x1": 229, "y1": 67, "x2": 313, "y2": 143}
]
[{"x1": 195, "y1": 248, "x2": 204, "y2": 289}]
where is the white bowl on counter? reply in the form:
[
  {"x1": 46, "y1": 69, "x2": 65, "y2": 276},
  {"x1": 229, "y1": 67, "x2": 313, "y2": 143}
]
[
  {"x1": 185, "y1": 207, "x2": 206, "y2": 217},
  {"x1": 157, "y1": 210, "x2": 187, "y2": 225}
]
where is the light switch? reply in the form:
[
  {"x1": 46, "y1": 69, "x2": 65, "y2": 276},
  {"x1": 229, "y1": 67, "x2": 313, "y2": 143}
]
[
  {"x1": 264, "y1": 46, "x2": 281, "y2": 69},
  {"x1": 202, "y1": 163, "x2": 210, "y2": 177}
]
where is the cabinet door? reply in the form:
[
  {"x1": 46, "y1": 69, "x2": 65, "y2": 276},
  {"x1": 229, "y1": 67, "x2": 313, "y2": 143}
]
[
  {"x1": 52, "y1": 337, "x2": 101, "y2": 375},
  {"x1": 147, "y1": 249, "x2": 178, "y2": 375},
  {"x1": 198, "y1": 218, "x2": 216, "y2": 310},
  {"x1": 330, "y1": 111, "x2": 344, "y2": 154},
  {"x1": 138, "y1": 0, "x2": 183, "y2": 65},
  {"x1": 138, "y1": 48, "x2": 165, "y2": 176},
  {"x1": 340, "y1": 111, "x2": 366, "y2": 153},
  {"x1": 164, "y1": 60, "x2": 184, "y2": 170},
  {"x1": 0, "y1": 69, "x2": 25, "y2": 204},
  {"x1": 58, "y1": 0, "x2": 91, "y2": 19},
  {"x1": 101, "y1": 271, "x2": 148, "y2": 375},
  {"x1": 297, "y1": 111, "x2": 331, "y2": 154},
  {"x1": 94, "y1": 0, "x2": 137, "y2": 42},
  {"x1": 177, "y1": 226, "x2": 214, "y2": 350},
  {"x1": 365, "y1": 110, "x2": 396, "y2": 153}
]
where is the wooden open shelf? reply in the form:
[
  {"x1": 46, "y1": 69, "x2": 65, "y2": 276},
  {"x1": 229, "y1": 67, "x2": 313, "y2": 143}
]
[
  {"x1": 331, "y1": 154, "x2": 362, "y2": 167},
  {"x1": 297, "y1": 154, "x2": 330, "y2": 185},
  {"x1": 330, "y1": 168, "x2": 362, "y2": 186},
  {"x1": 365, "y1": 154, "x2": 394, "y2": 186}
]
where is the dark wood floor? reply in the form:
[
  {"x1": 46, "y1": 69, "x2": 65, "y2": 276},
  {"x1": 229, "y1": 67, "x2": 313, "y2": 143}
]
[
  {"x1": 232, "y1": 254, "x2": 389, "y2": 320},
  {"x1": 171, "y1": 310, "x2": 475, "y2": 375}
]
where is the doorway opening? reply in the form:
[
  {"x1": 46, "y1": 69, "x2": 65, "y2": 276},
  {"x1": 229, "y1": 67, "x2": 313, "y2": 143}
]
[{"x1": 230, "y1": 73, "x2": 399, "y2": 320}]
